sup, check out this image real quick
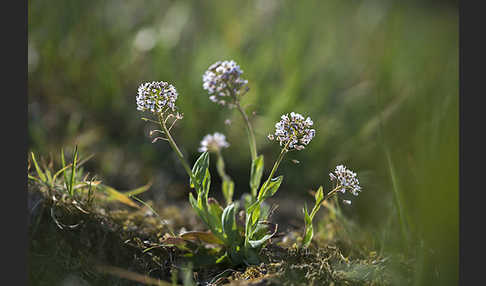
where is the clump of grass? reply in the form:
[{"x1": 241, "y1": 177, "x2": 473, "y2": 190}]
[{"x1": 28, "y1": 146, "x2": 153, "y2": 230}]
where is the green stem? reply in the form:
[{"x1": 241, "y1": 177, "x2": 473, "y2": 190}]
[
  {"x1": 216, "y1": 150, "x2": 230, "y2": 181},
  {"x1": 257, "y1": 140, "x2": 291, "y2": 200},
  {"x1": 158, "y1": 114, "x2": 194, "y2": 180},
  {"x1": 224, "y1": 80, "x2": 257, "y2": 161},
  {"x1": 324, "y1": 186, "x2": 342, "y2": 201},
  {"x1": 235, "y1": 101, "x2": 258, "y2": 161},
  {"x1": 216, "y1": 150, "x2": 234, "y2": 204}
]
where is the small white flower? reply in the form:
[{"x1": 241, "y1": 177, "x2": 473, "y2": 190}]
[
  {"x1": 136, "y1": 81, "x2": 178, "y2": 114},
  {"x1": 198, "y1": 132, "x2": 230, "y2": 152},
  {"x1": 329, "y1": 165, "x2": 362, "y2": 197},
  {"x1": 202, "y1": 60, "x2": 249, "y2": 108},
  {"x1": 268, "y1": 112, "x2": 315, "y2": 151}
]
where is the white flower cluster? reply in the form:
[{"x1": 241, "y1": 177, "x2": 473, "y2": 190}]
[
  {"x1": 329, "y1": 165, "x2": 362, "y2": 196},
  {"x1": 268, "y1": 112, "x2": 315, "y2": 151},
  {"x1": 136, "y1": 81, "x2": 178, "y2": 114},
  {"x1": 198, "y1": 132, "x2": 230, "y2": 153},
  {"x1": 202, "y1": 60, "x2": 249, "y2": 108}
]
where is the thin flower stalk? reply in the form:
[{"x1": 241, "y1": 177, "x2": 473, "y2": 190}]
[
  {"x1": 157, "y1": 113, "x2": 193, "y2": 180},
  {"x1": 235, "y1": 101, "x2": 258, "y2": 161},
  {"x1": 257, "y1": 139, "x2": 290, "y2": 200},
  {"x1": 216, "y1": 150, "x2": 234, "y2": 204}
]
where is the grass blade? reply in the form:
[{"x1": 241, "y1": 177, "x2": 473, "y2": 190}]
[
  {"x1": 30, "y1": 152, "x2": 46, "y2": 182},
  {"x1": 61, "y1": 148, "x2": 70, "y2": 193},
  {"x1": 69, "y1": 145, "x2": 79, "y2": 196}
]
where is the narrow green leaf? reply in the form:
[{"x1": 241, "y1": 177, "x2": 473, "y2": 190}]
[
  {"x1": 31, "y1": 152, "x2": 46, "y2": 182},
  {"x1": 28, "y1": 174, "x2": 42, "y2": 183},
  {"x1": 202, "y1": 168, "x2": 211, "y2": 198},
  {"x1": 122, "y1": 182, "x2": 152, "y2": 197},
  {"x1": 250, "y1": 204, "x2": 261, "y2": 227},
  {"x1": 191, "y1": 152, "x2": 209, "y2": 190},
  {"x1": 310, "y1": 186, "x2": 325, "y2": 220},
  {"x1": 250, "y1": 155, "x2": 264, "y2": 197},
  {"x1": 190, "y1": 192, "x2": 212, "y2": 229},
  {"x1": 245, "y1": 198, "x2": 267, "y2": 244},
  {"x1": 189, "y1": 192, "x2": 198, "y2": 209},
  {"x1": 315, "y1": 186, "x2": 324, "y2": 204},
  {"x1": 44, "y1": 168, "x2": 53, "y2": 185},
  {"x1": 61, "y1": 148, "x2": 70, "y2": 192},
  {"x1": 222, "y1": 180, "x2": 234, "y2": 205},
  {"x1": 52, "y1": 163, "x2": 72, "y2": 183},
  {"x1": 207, "y1": 197, "x2": 223, "y2": 232},
  {"x1": 248, "y1": 222, "x2": 278, "y2": 249},
  {"x1": 215, "y1": 253, "x2": 228, "y2": 264},
  {"x1": 248, "y1": 235, "x2": 272, "y2": 248},
  {"x1": 302, "y1": 205, "x2": 314, "y2": 248},
  {"x1": 250, "y1": 221, "x2": 277, "y2": 241},
  {"x1": 189, "y1": 192, "x2": 208, "y2": 226},
  {"x1": 207, "y1": 198, "x2": 223, "y2": 220},
  {"x1": 69, "y1": 146, "x2": 79, "y2": 196},
  {"x1": 222, "y1": 203, "x2": 238, "y2": 241},
  {"x1": 258, "y1": 175, "x2": 283, "y2": 200}
]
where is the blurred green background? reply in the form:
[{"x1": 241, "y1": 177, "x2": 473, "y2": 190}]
[{"x1": 28, "y1": 0, "x2": 458, "y2": 284}]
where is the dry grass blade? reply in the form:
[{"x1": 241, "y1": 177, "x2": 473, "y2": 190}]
[
  {"x1": 180, "y1": 231, "x2": 225, "y2": 245},
  {"x1": 102, "y1": 185, "x2": 141, "y2": 208}
]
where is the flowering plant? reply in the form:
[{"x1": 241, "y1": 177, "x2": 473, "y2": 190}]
[{"x1": 137, "y1": 60, "x2": 362, "y2": 265}]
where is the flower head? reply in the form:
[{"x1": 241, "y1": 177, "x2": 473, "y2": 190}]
[
  {"x1": 198, "y1": 132, "x2": 230, "y2": 153},
  {"x1": 202, "y1": 60, "x2": 249, "y2": 108},
  {"x1": 136, "y1": 81, "x2": 178, "y2": 114},
  {"x1": 329, "y1": 165, "x2": 362, "y2": 196},
  {"x1": 268, "y1": 112, "x2": 315, "y2": 151}
]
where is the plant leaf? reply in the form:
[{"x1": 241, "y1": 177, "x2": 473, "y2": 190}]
[
  {"x1": 206, "y1": 197, "x2": 223, "y2": 233},
  {"x1": 258, "y1": 175, "x2": 283, "y2": 200},
  {"x1": 250, "y1": 155, "x2": 264, "y2": 197},
  {"x1": 222, "y1": 179, "x2": 234, "y2": 205},
  {"x1": 31, "y1": 152, "x2": 46, "y2": 182},
  {"x1": 28, "y1": 174, "x2": 42, "y2": 183},
  {"x1": 207, "y1": 198, "x2": 223, "y2": 223},
  {"x1": 69, "y1": 145, "x2": 79, "y2": 196},
  {"x1": 315, "y1": 186, "x2": 324, "y2": 204},
  {"x1": 189, "y1": 192, "x2": 209, "y2": 227},
  {"x1": 248, "y1": 222, "x2": 278, "y2": 249},
  {"x1": 191, "y1": 152, "x2": 209, "y2": 190},
  {"x1": 160, "y1": 236, "x2": 189, "y2": 246},
  {"x1": 52, "y1": 163, "x2": 73, "y2": 183},
  {"x1": 122, "y1": 182, "x2": 152, "y2": 197},
  {"x1": 44, "y1": 169, "x2": 53, "y2": 185},
  {"x1": 101, "y1": 185, "x2": 140, "y2": 208},
  {"x1": 222, "y1": 203, "x2": 238, "y2": 242},
  {"x1": 180, "y1": 231, "x2": 225, "y2": 245},
  {"x1": 310, "y1": 186, "x2": 325, "y2": 219},
  {"x1": 302, "y1": 205, "x2": 314, "y2": 248},
  {"x1": 61, "y1": 148, "x2": 70, "y2": 192},
  {"x1": 202, "y1": 168, "x2": 211, "y2": 198}
]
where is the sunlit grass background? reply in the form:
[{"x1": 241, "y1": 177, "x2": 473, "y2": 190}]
[{"x1": 28, "y1": 0, "x2": 458, "y2": 284}]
